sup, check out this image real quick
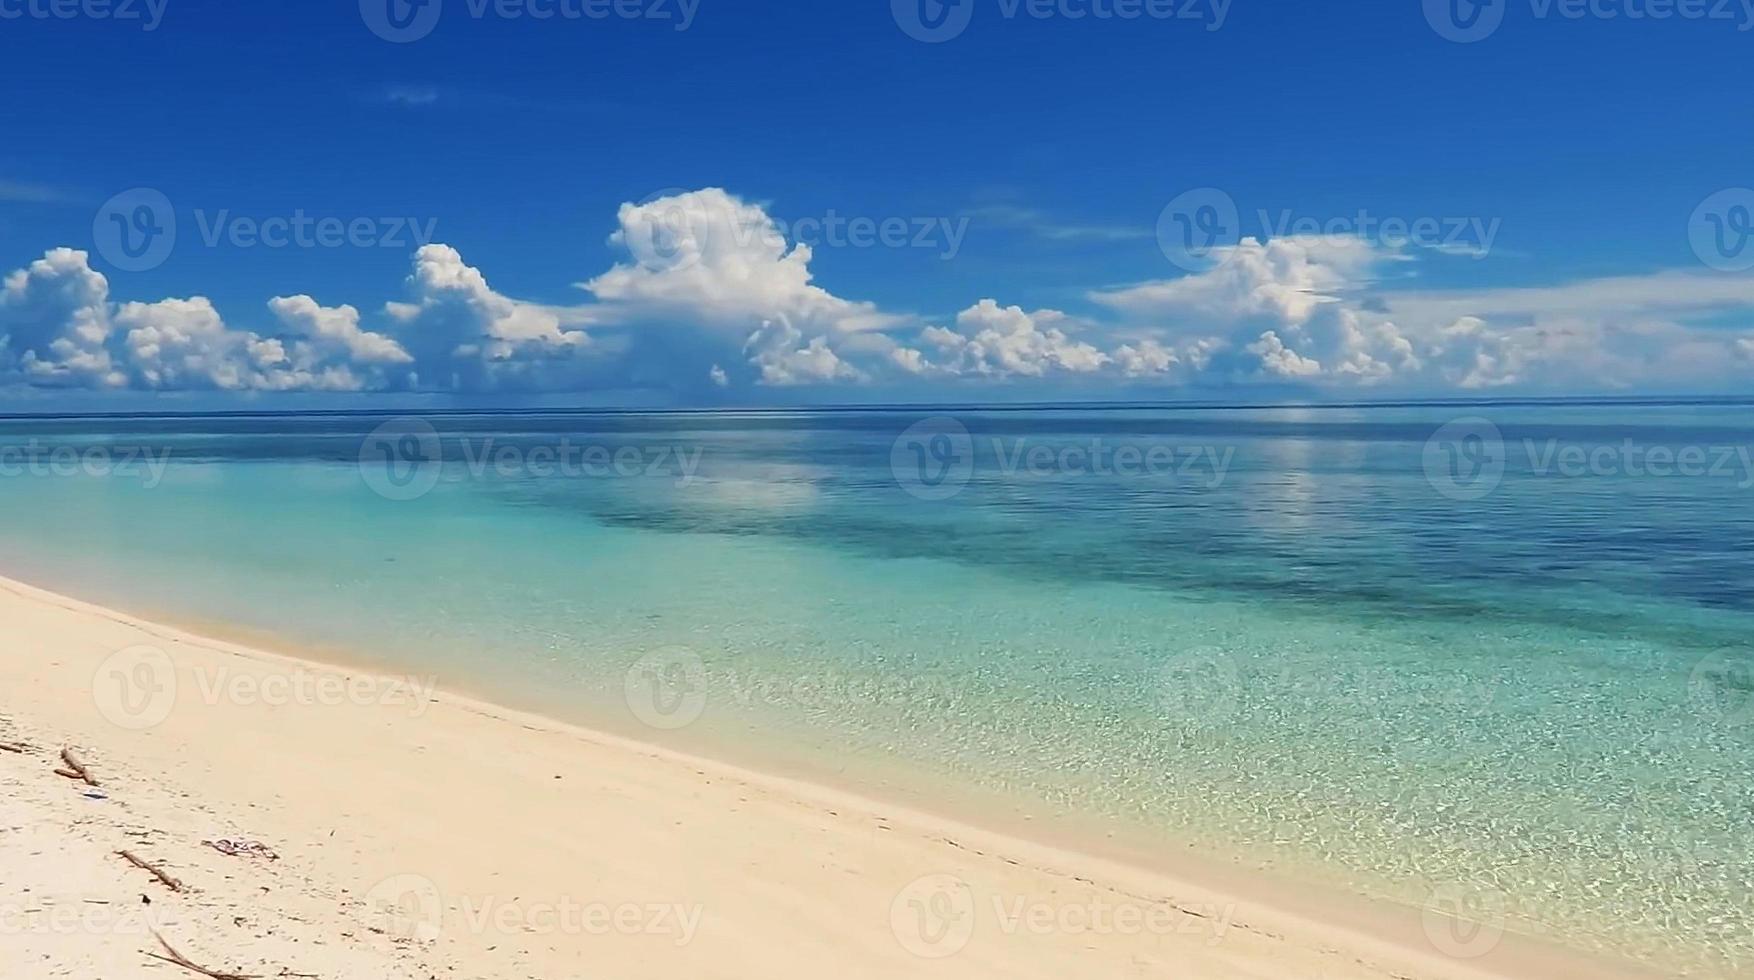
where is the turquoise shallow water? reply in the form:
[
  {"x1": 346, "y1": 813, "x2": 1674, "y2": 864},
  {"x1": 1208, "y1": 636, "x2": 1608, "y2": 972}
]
[{"x1": 1, "y1": 406, "x2": 1751, "y2": 973}]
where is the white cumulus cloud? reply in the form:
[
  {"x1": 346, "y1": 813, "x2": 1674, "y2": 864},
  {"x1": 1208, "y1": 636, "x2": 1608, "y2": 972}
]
[
  {"x1": 584, "y1": 188, "x2": 899, "y2": 336},
  {"x1": 7, "y1": 191, "x2": 1754, "y2": 398},
  {"x1": 386, "y1": 244, "x2": 589, "y2": 391},
  {"x1": 0, "y1": 248, "x2": 123, "y2": 388}
]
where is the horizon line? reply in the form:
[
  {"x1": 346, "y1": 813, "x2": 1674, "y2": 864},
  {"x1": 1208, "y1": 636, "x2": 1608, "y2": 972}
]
[{"x1": 2, "y1": 394, "x2": 1751, "y2": 422}]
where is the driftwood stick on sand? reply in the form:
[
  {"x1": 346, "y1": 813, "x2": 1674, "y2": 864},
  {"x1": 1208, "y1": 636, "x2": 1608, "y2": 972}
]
[
  {"x1": 118, "y1": 850, "x2": 185, "y2": 892},
  {"x1": 146, "y1": 931, "x2": 262, "y2": 980},
  {"x1": 55, "y1": 747, "x2": 98, "y2": 785},
  {"x1": 0, "y1": 741, "x2": 25, "y2": 754}
]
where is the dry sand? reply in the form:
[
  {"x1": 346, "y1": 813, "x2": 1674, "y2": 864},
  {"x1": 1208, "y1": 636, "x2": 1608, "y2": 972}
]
[{"x1": 0, "y1": 573, "x2": 1660, "y2": 979}]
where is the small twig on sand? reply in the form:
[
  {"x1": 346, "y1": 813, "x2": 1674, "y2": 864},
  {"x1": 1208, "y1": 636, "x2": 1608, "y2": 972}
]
[
  {"x1": 55, "y1": 747, "x2": 98, "y2": 786},
  {"x1": 146, "y1": 931, "x2": 261, "y2": 980},
  {"x1": 0, "y1": 741, "x2": 25, "y2": 754},
  {"x1": 118, "y1": 850, "x2": 184, "y2": 892}
]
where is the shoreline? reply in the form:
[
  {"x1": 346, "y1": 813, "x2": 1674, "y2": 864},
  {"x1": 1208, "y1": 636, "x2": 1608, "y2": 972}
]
[{"x1": 0, "y1": 572, "x2": 1672, "y2": 979}]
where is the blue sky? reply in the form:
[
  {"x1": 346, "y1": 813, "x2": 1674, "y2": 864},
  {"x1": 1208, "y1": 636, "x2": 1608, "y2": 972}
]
[{"x1": 3, "y1": 0, "x2": 1754, "y2": 408}]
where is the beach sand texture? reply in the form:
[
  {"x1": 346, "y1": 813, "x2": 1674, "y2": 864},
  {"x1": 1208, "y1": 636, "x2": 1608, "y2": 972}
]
[{"x1": 0, "y1": 574, "x2": 1660, "y2": 980}]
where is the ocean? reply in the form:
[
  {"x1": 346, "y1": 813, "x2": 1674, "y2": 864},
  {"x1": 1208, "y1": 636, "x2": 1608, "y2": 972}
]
[{"x1": 1, "y1": 403, "x2": 1749, "y2": 973}]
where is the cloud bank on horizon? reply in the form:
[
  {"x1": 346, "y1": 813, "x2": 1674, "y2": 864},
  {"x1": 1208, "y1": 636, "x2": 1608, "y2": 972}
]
[{"x1": 5, "y1": 187, "x2": 1754, "y2": 401}]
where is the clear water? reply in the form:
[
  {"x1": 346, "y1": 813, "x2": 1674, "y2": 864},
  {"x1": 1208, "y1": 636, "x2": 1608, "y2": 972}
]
[{"x1": 1, "y1": 405, "x2": 1751, "y2": 974}]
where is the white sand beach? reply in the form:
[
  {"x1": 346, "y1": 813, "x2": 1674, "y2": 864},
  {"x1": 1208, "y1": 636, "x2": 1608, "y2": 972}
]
[{"x1": 0, "y1": 573, "x2": 1665, "y2": 980}]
